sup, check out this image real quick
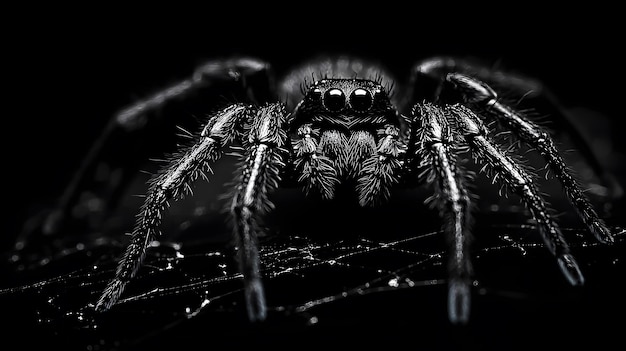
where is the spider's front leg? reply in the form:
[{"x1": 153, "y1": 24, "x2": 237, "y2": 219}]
[
  {"x1": 95, "y1": 103, "x2": 252, "y2": 311},
  {"x1": 229, "y1": 103, "x2": 288, "y2": 322},
  {"x1": 411, "y1": 104, "x2": 473, "y2": 324}
]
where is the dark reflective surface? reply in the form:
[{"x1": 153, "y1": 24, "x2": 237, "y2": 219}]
[{"x1": 1, "y1": 201, "x2": 624, "y2": 349}]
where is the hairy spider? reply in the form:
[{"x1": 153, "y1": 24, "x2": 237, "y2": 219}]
[{"x1": 32, "y1": 55, "x2": 615, "y2": 325}]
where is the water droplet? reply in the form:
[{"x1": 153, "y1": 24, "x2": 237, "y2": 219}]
[
  {"x1": 193, "y1": 206, "x2": 208, "y2": 216},
  {"x1": 179, "y1": 221, "x2": 191, "y2": 231},
  {"x1": 87, "y1": 197, "x2": 104, "y2": 211}
]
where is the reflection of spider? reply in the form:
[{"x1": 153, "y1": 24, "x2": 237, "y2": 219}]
[{"x1": 61, "y1": 56, "x2": 612, "y2": 324}]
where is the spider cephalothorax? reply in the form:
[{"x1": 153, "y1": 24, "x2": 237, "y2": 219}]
[
  {"x1": 288, "y1": 78, "x2": 406, "y2": 204},
  {"x1": 21, "y1": 55, "x2": 614, "y2": 325}
]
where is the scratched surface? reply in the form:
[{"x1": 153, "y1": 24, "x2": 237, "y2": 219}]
[{"x1": 2, "y1": 161, "x2": 625, "y2": 350}]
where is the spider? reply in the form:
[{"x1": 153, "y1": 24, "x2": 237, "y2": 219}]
[{"x1": 40, "y1": 55, "x2": 615, "y2": 325}]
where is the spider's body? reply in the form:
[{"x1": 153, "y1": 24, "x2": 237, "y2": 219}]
[{"x1": 21, "y1": 56, "x2": 614, "y2": 325}]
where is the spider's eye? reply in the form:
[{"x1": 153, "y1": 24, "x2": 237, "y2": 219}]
[
  {"x1": 323, "y1": 88, "x2": 345, "y2": 112},
  {"x1": 349, "y1": 88, "x2": 373, "y2": 111},
  {"x1": 309, "y1": 87, "x2": 322, "y2": 102}
]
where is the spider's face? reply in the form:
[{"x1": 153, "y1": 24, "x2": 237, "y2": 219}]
[{"x1": 293, "y1": 78, "x2": 398, "y2": 130}]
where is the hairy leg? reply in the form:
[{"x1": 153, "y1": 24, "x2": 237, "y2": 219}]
[
  {"x1": 18, "y1": 58, "x2": 274, "y2": 255},
  {"x1": 407, "y1": 56, "x2": 620, "y2": 199},
  {"x1": 447, "y1": 73, "x2": 613, "y2": 244},
  {"x1": 412, "y1": 103, "x2": 474, "y2": 324},
  {"x1": 95, "y1": 104, "x2": 252, "y2": 311},
  {"x1": 229, "y1": 103, "x2": 288, "y2": 321},
  {"x1": 447, "y1": 104, "x2": 584, "y2": 286}
]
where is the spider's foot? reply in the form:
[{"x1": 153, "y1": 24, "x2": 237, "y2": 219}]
[
  {"x1": 557, "y1": 254, "x2": 585, "y2": 286},
  {"x1": 447, "y1": 279, "x2": 471, "y2": 325},
  {"x1": 244, "y1": 279, "x2": 267, "y2": 322},
  {"x1": 589, "y1": 219, "x2": 615, "y2": 245},
  {"x1": 94, "y1": 280, "x2": 126, "y2": 312}
]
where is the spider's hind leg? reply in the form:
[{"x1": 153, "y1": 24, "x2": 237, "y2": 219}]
[
  {"x1": 408, "y1": 56, "x2": 621, "y2": 201},
  {"x1": 448, "y1": 104, "x2": 585, "y2": 286},
  {"x1": 14, "y1": 57, "x2": 275, "y2": 264},
  {"x1": 447, "y1": 73, "x2": 614, "y2": 244}
]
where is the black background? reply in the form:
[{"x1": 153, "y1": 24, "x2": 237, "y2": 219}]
[{"x1": 4, "y1": 6, "x2": 626, "y2": 350}]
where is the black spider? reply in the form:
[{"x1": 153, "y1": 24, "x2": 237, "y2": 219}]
[{"x1": 22, "y1": 56, "x2": 616, "y2": 325}]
